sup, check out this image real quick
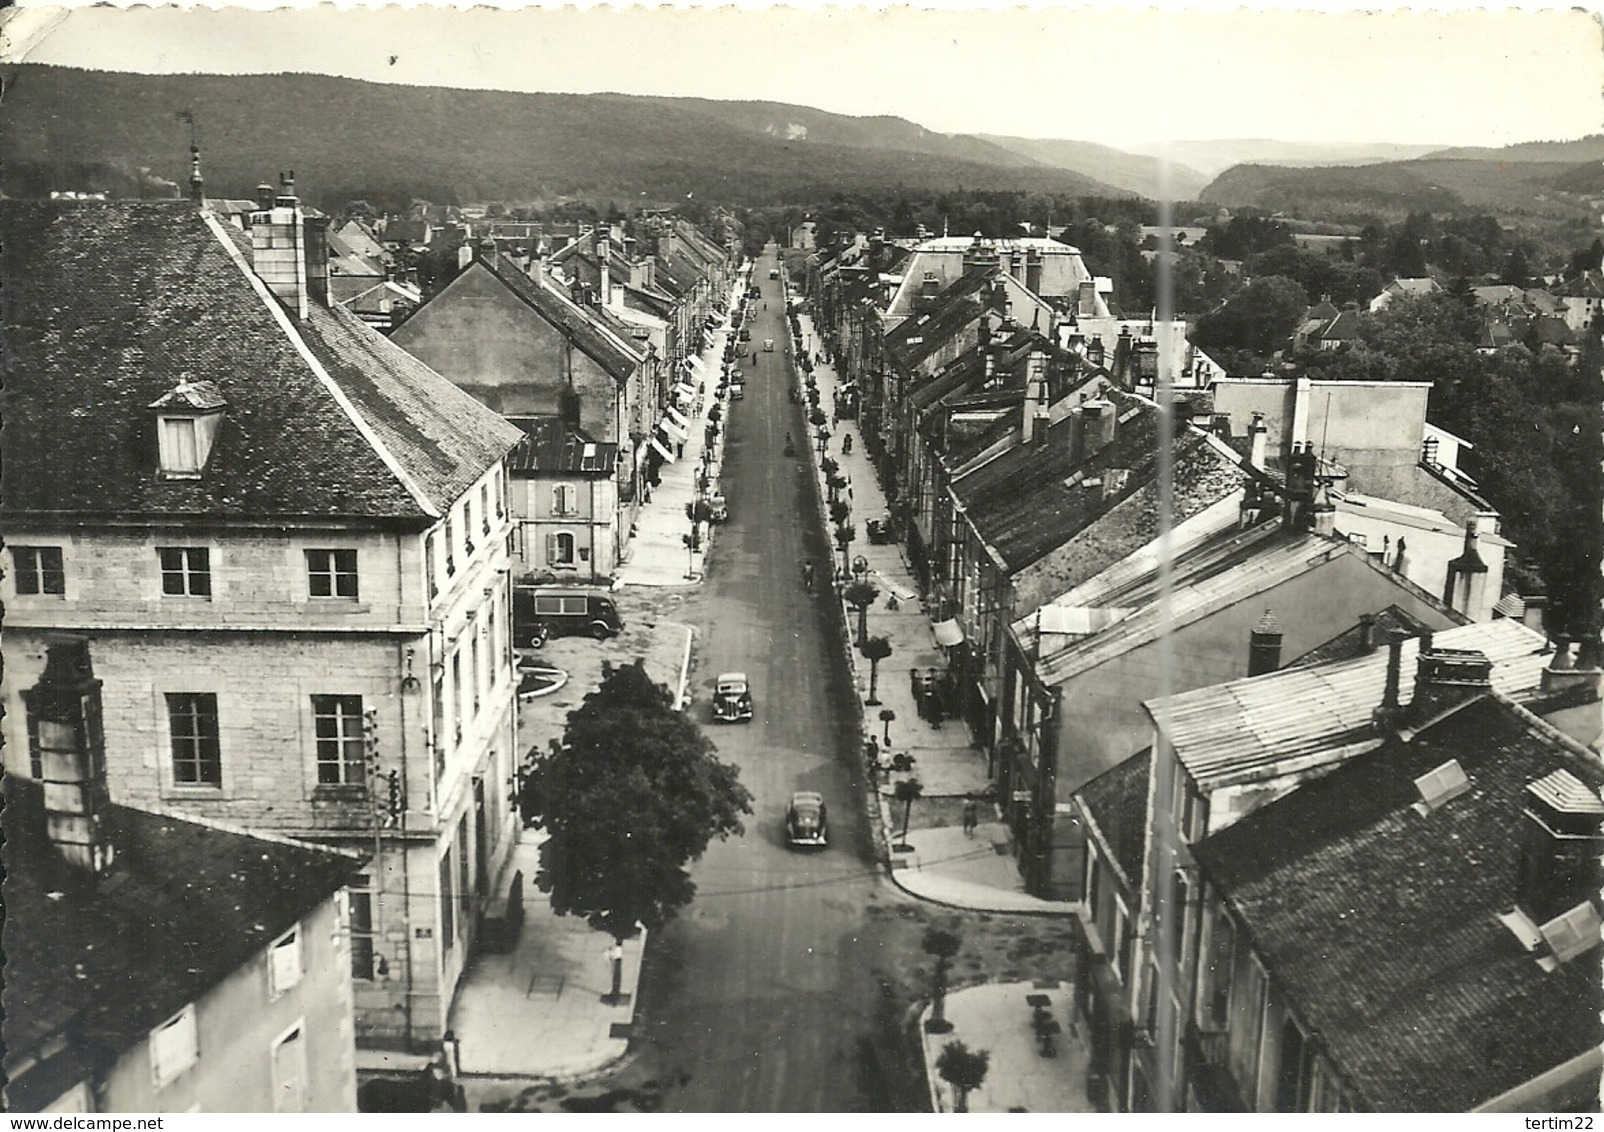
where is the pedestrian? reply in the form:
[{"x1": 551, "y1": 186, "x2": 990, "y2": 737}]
[
  {"x1": 842, "y1": 433, "x2": 853, "y2": 455},
  {"x1": 864, "y1": 735, "x2": 880, "y2": 777},
  {"x1": 677, "y1": 440, "x2": 685, "y2": 459},
  {"x1": 962, "y1": 798, "x2": 979, "y2": 838},
  {"x1": 802, "y1": 559, "x2": 815, "y2": 592}
]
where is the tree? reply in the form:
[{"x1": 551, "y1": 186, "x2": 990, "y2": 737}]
[
  {"x1": 862, "y1": 635, "x2": 893, "y2": 704},
  {"x1": 526, "y1": 659, "x2": 753, "y2": 941},
  {"x1": 935, "y1": 1041, "x2": 990, "y2": 1112},
  {"x1": 843, "y1": 578, "x2": 879, "y2": 647},
  {"x1": 1191, "y1": 274, "x2": 1310, "y2": 367},
  {"x1": 835, "y1": 522, "x2": 857, "y2": 573},
  {"x1": 893, "y1": 776, "x2": 923, "y2": 849},
  {"x1": 922, "y1": 922, "x2": 963, "y2": 1033}
]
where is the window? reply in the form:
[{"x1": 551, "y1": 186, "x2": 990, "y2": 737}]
[
  {"x1": 553, "y1": 483, "x2": 576, "y2": 516},
  {"x1": 481, "y1": 482, "x2": 492, "y2": 533},
  {"x1": 151, "y1": 1005, "x2": 199, "y2": 1087},
  {"x1": 464, "y1": 499, "x2": 475, "y2": 551},
  {"x1": 158, "y1": 547, "x2": 212, "y2": 597},
  {"x1": 457, "y1": 819, "x2": 471, "y2": 918},
  {"x1": 306, "y1": 549, "x2": 358, "y2": 599},
  {"x1": 159, "y1": 416, "x2": 201, "y2": 475},
  {"x1": 269, "y1": 928, "x2": 302, "y2": 998},
  {"x1": 270, "y1": 1025, "x2": 307, "y2": 1113},
  {"x1": 167, "y1": 692, "x2": 221, "y2": 786},
  {"x1": 470, "y1": 631, "x2": 482, "y2": 716},
  {"x1": 425, "y1": 532, "x2": 438, "y2": 600},
  {"x1": 1112, "y1": 897, "x2": 1131, "y2": 982},
  {"x1": 312, "y1": 695, "x2": 365, "y2": 785},
  {"x1": 444, "y1": 517, "x2": 456, "y2": 576},
  {"x1": 549, "y1": 532, "x2": 576, "y2": 566},
  {"x1": 349, "y1": 879, "x2": 375, "y2": 981},
  {"x1": 12, "y1": 546, "x2": 65, "y2": 596},
  {"x1": 1086, "y1": 855, "x2": 1102, "y2": 929},
  {"x1": 439, "y1": 848, "x2": 455, "y2": 949}
]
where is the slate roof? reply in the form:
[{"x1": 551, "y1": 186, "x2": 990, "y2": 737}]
[
  {"x1": 474, "y1": 254, "x2": 640, "y2": 382},
  {"x1": 2, "y1": 200, "x2": 519, "y2": 523},
  {"x1": 1076, "y1": 748, "x2": 1150, "y2": 892},
  {"x1": 1288, "y1": 603, "x2": 1431, "y2": 668},
  {"x1": 2, "y1": 776, "x2": 362, "y2": 1112},
  {"x1": 1190, "y1": 697, "x2": 1604, "y2": 1112},
  {"x1": 505, "y1": 415, "x2": 617, "y2": 475},
  {"x1": 885, "y1": 268, "x2": 996, "y2": 370},
  {"x1": 953, "y1": 394, "x2": 1242, "y2": 574}
]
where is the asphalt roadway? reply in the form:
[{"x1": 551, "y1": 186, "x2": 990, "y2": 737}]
[{"x1": 600, "y1": 250, "x2": 908, "y2": 1111}]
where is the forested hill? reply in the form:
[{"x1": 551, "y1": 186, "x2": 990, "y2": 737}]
[{"x1": 0, "y1": 65, "x2": 1129, "y2": 209}]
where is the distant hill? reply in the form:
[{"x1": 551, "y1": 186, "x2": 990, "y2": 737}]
[
  {"x1": 1132, "y1": 139, "x2": 1446, "y2": 178},
  {"x1": 1423, "y1": 135, "x2": 1604, "y2": 162},
  {"x1": 1200, "y1": 154, "x2": 1601, "y2": 224},
  {"x1": 976, "y1": 134, "x2": 1210, "y2": 201},
  {"x1": 0, "y1": 65, "x2": 1129, "y2": 209}
]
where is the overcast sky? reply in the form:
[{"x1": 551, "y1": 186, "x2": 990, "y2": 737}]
[{"x1": 4, "y1": 1, "x2": 1600, "y2": 148}]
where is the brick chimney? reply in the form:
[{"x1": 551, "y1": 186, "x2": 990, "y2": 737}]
[
  {"x1": 1022, "y1": 346, "x2": 1049, "y2": 444},
  {"x1": 1408, "y1": 647, "x2": 1493, "y2": 726},
  {"x1": 1284, "y1": 443, "x2": 1318, "y2": 529},
  {"x1": 1081, "y1": 396, "x2": 1117, "y2": 456},
  {"x1": 1024, "y1": 246, "x2": 1044, "y2": 294},
  {"x1": 1443, "y1": 517, "x2": 1490, "y2": 617},
  {"x1": 1515, "y1": 768, "x2": 1604, "y2": 924},
  {"x1": 21, "y1": 637, "x2": 114, "y2": 877},
  {"x1": 1248, "y1": 609, "x2": 1283, "y2": 676},
  {"x1": 1358, "y1": 612, "x2": 1380, "y2": 654},
  {"x1": 1373, "y1": 630, "x2": 1408, "y2": 731},
  {"x1": 251, "y1": 172, "x2": 310, "y2": 320}
]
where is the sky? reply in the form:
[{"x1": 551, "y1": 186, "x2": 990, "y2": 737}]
[{"x1": 3, "y1": 1, "x2": 1600, "y2": 149}]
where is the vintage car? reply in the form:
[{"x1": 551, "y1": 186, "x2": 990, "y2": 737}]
[
  {"x1": 713, "y1": 672, "x2": 753, "y2": 722},
  {"x1": 706, "y1": 493, "x2": 728, "y2": 523},
  {"x1": 763, "y1": 338, "x2": 775, "y2": 353},
  {"x1": 784, "y1": 791, "x2": 828, "y2": 847}
]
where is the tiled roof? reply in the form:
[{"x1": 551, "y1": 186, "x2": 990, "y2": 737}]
[
  {"x1": 1075, "y1": 748, "x2": 1150, "y2": 891},
  {"x1": 2, "y1": 777, "x2": 362, "y2": 1112},
  {"x1": 506, "y1": 415, "x2": 617, "y2": 475},
  {"x1": 476, "y1": 255, "x2": 640, "y2": 382},
  {"x1": 2, "y1": 200, "x2": 517, "y2": 522},
  {"x1": 954, "y1": 395, "x2": 1242, "y2": 573},
  {"x1": 1191, "y1": 697, "x2": 1604, "y2": 1111},
  {"x1": 1148, "y1": 617, "x2": 1551, "y2": 792},
  {"x1": 886, "y1": 269, "x2": 995, "y2": 369},
  {"x1": 1288, "y1": 603, "x2": 1431, "y2": 668}
]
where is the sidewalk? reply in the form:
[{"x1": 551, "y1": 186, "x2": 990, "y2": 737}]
[
  {"x1": 446, "y1": 833, "x2": 646, "y2": 1081},
  {"x1": 920, "y1": 982, "x2": 1093, "y2": 1113},
  {"x1": 615, "y1": 269, "x2": 749, "y2": 588}
]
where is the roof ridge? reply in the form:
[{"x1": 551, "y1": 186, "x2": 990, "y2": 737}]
[{"x1": 202, "y1": 211, "x2": 439, "y2": 519}]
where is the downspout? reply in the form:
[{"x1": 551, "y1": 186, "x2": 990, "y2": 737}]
[{"x1": 395, "y1": 635, "x2": 416, "y2": 1051}]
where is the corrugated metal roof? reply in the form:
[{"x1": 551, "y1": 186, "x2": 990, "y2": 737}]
[{"x1": 1150, "y1": 618, "x2": 1550, "y2": 791}]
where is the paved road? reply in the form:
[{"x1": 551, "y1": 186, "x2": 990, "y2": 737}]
[{"x1": 613, "y1": 248, "x2": 902, "y2": 1111}]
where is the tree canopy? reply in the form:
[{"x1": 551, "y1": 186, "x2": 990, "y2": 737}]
[{"x1": 527, "y1": 659, "x2": 753, "y2": 941}]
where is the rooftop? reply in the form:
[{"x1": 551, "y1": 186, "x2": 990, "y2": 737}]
[
  {"x1": 506, "y1": 416, "x2": 617, "y2": 475},
  {"x1": 3, "y1": 199, "x2": 520, "y2": 523},
  {"x1": 1075, "y1": 749, "x2": 1150, "y2": 892},
  {"x1": 2, "y1": 777, "x2": 363, "y2": 1111},
  {"x1": 1191, "y1": 696, "x2": 1604, "y2": 1111}
]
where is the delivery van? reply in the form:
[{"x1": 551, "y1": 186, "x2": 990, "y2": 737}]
[{"x1": 512, "y1": 585, "x2": 624, "y2": 647}]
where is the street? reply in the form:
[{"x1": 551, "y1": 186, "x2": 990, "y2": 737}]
[{"x1": 619, "y1": 250, "x2": 901, "y2": 1111}]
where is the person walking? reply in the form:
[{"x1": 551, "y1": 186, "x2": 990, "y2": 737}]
[
  {"x1": 962, "y1": 798, "x2": 979, "y2": 838},
  {"x1": 802, "y1": 559, "x2": 815, "y2": 592}
]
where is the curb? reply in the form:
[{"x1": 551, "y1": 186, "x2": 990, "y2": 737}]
[{"x1": 673, "y1": 623, "x2": 695, "y2": 710}]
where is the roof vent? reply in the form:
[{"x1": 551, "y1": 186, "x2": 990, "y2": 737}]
[
  {"x1": 1536, "y1": 901, "x2": 1603, "y2": 971},
  {"x1": 1410, "y1": 758, "x2": 1471, "y2": 816}
]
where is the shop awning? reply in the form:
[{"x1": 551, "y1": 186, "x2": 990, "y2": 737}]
[
  {"x1": 651, "y1": 436, "x2": 676, "y2": 463},
  {"x1": 932, "y1": 619, "x2": 965, "y2": 647},
  {"x1": 660, "y1": 417, "x2": 688, "y2": 442},
  {"x1": 672, "y1": 381, "x2": 696, "y2": 400},
  {"x1": 687, "y1": 354, "x2": 708, "y2": 371},
  {"x1": 665, "y1": 404, "x2": 691, "y2": 429}
]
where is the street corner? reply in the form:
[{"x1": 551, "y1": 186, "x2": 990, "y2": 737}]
[{"x1": 919, "y1": 981, "x2": 1092, "y2": 1114}]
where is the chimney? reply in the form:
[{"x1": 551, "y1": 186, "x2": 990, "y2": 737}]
[
  {"x1": 1078, "y1": 278, "x2": 1097, "y2": 317},
  {"x1": 598, "y1": 234, "x2": 612, "y2": 308},
  {"x1": 1248, "y1": 411, "x2": 1268, "y2": 470},
  {"x1": 251, "y1": 171, "x2": 309, "y2": 320},
  {"x1": 1422, "y1": 434, "x2": 1441, "y2": 466},
  {"x1": 1408, "y1": 647, "x2": 1493, "y2": 726},
  {"x1": 1373, "y1": 630, "x2": 1407, "y2": 730},
  {"x1": 1069, "y1": 405, "x2": 1088, "y2": 465},
  {"x1": 1025, "y1": 247, "x2": 1043, "y2": 294},
  {"x1": 1082, "y1": 396, "x2": 1117, "y2": 456},
  {"x1": 1284, "y1": 444, "x2": 1317, "y2": 529},
  {"x1": 1247, "y1": 609, "x2": 1283, "y2": 676},
  {"x1": 188, "y1": 145, "x2": 205, "y2": 205},
  {"x1": 1515, "y1": 769, "x2": 1604, "y2": 924},
  {"x1": 304, "y1": 213, "x2": 331, "y2": 308},
  {"x1": 1290, "y1": 375, "x2": 1313, "y2": 452},
  {"x1": 1113, "y1": 328, "x2": 1133, "y2": 389},
  {"x1": 1023, "y1": 347, "x2": 1049, "y2": 444},
  {"x1": 1359, "y1": 612, "x2": 1379, "y2": 654},
  {"x1": 1443, "y1": 517, "x2": 1490, "y2": 617},
  {"x1": 256, "y1": 182, "x2": 275, "y2": 211},
  {"x1": 21, "y1": 637, "x2": 114, "y2": 877}
]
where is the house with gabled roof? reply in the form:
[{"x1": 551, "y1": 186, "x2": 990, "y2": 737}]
[
  {"x1": 1101, "y1": 619, "x2": 1604, "y2": 1113},
  {"x1": 389, "y1": 243, "x2": 658, "y2": 547},
  {"x1": 505, "y1": 415, "x2": 619, "y2": 585},
  {"x1": 1366, "y1": 275, "x2": 1440, "y2": 312},
  {"x1": 1555, "y1": 268, "x2": 1604, "y2": 331},
  {"x1": 3, "y1": 638, "x2": 365, "y2": 1113},
  {"x1": 2, "y1": 181, "x2": 525, "y2": 1054}
]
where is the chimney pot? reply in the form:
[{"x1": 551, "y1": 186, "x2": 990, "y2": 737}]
[
  {"x1": 1517, "y1": 769, "x2": 1604, "y2": 923},
  {"x1": 1248, "y1": 609, "x2": 1284, "y2": 676},
  {"x1": 1408, "y1": 646, "x2": 1493, "y2": 726},
  {"x1": 1359, "y1": 612, "x2": 1379, "y2": 653}
]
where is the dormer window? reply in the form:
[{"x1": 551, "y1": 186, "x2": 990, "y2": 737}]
[{"x1": 149, "y1": 380, "x2": 226, "y2": 479}]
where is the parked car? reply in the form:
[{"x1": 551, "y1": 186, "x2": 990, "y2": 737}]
[
  {"x1": 512, "y1": 585, "x2": 624, "y2": 647},
  {"x1": 763, "y1": 339, "x2": 775, "y2": 353},
  {"x1": 713, "y1": 672, "x2": 753, "y2": 722},
  {"x1": 769, "y1": 268, "x2": 780, "y2": 280},
  {"x1": 785, "y1": 792, "x2": 828, "y2": 847},
  {"x1": 707, "y1": 493, "x2": 728, "y2": 523}
]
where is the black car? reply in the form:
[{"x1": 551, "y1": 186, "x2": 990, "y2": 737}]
[{"x1": 785, "y1": 791, "x2": 828, "y2": 848}]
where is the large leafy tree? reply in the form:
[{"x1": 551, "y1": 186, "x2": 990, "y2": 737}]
[{"x1": 527, "y1": 659, "x2": 752, "y2": 941}]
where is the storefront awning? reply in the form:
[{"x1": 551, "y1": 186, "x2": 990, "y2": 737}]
[
  {"x1": 659, "y1": 417, "x2": 688, "y2": 442},
  {"x1": 651, "y1": 436, "x2": 676, "y2": 463},
  {"x1": 932, "y1": 619, "x2": 965, "y2": 647},
  {"x1": 686, "y1": 354, "x2": 707, "y2": 371},
  {"x1": 672, "y1": 381, "x2": 696, "y2": 400},
  {"x1": 665, "y1": 404, "x2": 691, "y2": 429}
]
